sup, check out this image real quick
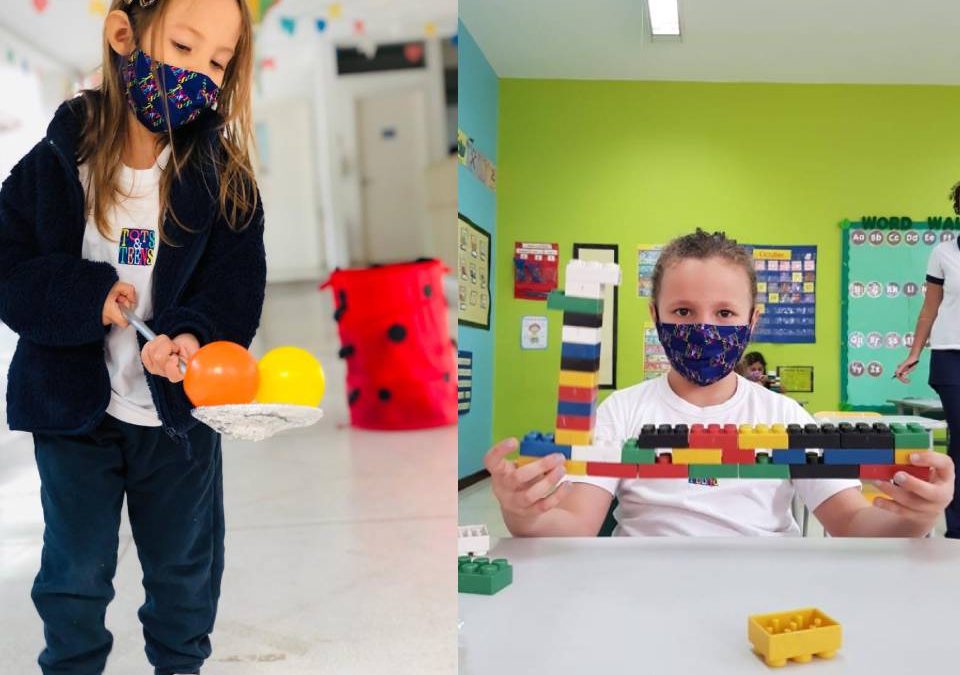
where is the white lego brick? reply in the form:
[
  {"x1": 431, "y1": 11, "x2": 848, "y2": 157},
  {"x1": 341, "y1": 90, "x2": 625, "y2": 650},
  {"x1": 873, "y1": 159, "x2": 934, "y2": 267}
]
[
  {"x1": 458, "y1": 524, "x2": 490, "y2": 557},
  {"x1": 562, "y1": 326, "x2": 603, "y2": 345},
  {"x1": 565, "y1": 281, "x2": 604, "y2": 299},
  {"x1": 566, "y1": 260, "x2": 621, "y2": 287},
  {"x1": 571, "y1": 444, "x2": 621, "y2": 463}
]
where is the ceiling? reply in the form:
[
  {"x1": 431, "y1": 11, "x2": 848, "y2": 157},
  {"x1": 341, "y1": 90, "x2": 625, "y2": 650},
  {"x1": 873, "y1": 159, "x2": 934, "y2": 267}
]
[{"x1": 460, "y1": 0, "x2": 960, "y2": 84}]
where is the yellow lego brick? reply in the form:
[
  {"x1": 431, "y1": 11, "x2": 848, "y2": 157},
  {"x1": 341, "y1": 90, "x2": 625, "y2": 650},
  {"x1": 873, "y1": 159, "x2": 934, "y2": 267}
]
[
  {"x1": 738, "y1": 423, "x2": 789, "y2": 449},
  {"x1": 747, "y1": 608, "x2": 842, "y2": 668},
  {"x1": 555, "y1": 429, "x2": 593, "y2": 445},
  {"x1": 564, "y1": 460, "x2": 588, "y2": 475},
  {"x1": 515, "y1": 455, "x2": 537, "y2": 467},
  {"x1": 557, "y1": 369, "x2": 600, "y2": 388},
  {"x1": 895, "y1": 449, "x2": 922, "y2": 465},
  {"x1": 672, "y1": 449, "x2": 722, "y2": 465}
]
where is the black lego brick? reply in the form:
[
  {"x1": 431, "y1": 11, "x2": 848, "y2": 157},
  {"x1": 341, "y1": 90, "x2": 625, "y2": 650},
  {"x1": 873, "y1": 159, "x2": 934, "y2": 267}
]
[
  {"x1": 636, "y1": 423, "x2": 689, "y2": 449},
  {"x1": 788, "y1": 423, "x2": 840, "y2": 449},
  {"x1": 789, "y1": 464, "x2": 860, "y2": 479},
  {"x1": 839, "y1": 422, "x2": 894, "y2": 449},
  {"x1": 562, "y1": 312, "x2": 604, "y2": 328},
  {"x1": 560, "y1": 356, "x2": 602, "y2": 373}
]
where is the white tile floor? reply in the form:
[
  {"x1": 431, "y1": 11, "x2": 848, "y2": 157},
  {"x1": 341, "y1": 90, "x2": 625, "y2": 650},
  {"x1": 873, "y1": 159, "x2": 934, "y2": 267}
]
[{"x1": 0, "y1": 281, "x2": 457, "y2": 674}]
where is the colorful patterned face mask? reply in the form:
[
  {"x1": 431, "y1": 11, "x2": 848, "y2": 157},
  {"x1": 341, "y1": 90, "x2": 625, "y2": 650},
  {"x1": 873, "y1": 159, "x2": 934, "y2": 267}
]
[
  {"x1": 656, "y1": 322, "x2": 752, "y2": 386},
  {"x1": 121, "y1": 48, "x2": 219, "y2": 133}
]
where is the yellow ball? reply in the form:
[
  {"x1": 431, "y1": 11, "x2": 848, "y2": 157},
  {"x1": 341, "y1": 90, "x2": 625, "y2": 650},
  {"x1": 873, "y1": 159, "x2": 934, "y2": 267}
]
[{"x1": 256, "y1": 347, "x2": 326, "y2": 407}]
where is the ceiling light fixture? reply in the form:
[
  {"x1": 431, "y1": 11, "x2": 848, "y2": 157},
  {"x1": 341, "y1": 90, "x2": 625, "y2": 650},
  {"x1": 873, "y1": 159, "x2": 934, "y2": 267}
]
[{"x1": 648, "y1": 0, "x2": 681, "y2": 37}]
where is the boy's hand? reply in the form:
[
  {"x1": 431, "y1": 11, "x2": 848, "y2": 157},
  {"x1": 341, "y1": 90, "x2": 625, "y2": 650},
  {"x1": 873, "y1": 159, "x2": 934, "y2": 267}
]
[
  {"x1": 871, "y1": 451, "x2": 955, "y2": 526},
  {"x1": 484, "y1": 438, "x2": 571, "y2": 518},
  {"x1": 141, "y1": 333, "x2": 200, "y2": 383},
  {"x1": 102, "y1": 282, "x2": 137, "y2": 328}
]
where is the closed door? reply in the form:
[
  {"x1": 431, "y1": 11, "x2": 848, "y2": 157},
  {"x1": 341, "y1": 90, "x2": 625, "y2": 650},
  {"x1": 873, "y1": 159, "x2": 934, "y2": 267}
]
[{"x1": 357, "y1": 88, "x2": 429, "y2": 264}]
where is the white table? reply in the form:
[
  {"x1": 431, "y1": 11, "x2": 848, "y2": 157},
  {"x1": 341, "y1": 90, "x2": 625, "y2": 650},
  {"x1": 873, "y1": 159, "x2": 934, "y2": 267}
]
[
  {"x1": 459, "y1": 537, "x2": 960, "y2": 674},
  {"x1": 887, "y1": 398, "x2": 944, "y2": 416}
]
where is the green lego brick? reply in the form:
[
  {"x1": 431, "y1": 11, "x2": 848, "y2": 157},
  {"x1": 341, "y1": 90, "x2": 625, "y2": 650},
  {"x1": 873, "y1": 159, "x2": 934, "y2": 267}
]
[
  {"x1": 621, "y1": 445, "x2": 656, "y2": 464},
  {"x1": 688, "y1": 464, "x2": 739, "y2": 479},
  {"x1": 890, "y1": 423, "x2": 930, "y2": 450},
  {"x1": 458, "y1": 556, "x2": 513, "y2": 595},
  {"x1": 547, "y1": 290, "x2": 604, "y2": 315},
  {"x1": 738, "y1": 463, "x2": 791, "y2": 479}
]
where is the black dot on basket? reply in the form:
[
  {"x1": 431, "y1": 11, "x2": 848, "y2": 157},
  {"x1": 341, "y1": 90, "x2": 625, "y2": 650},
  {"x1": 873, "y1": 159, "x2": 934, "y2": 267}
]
[
  {"x1": 443, "y1": 372, "x2": 451, "y2": 382},
  {"x1": 378, "y1": 389, "x2": 391, "y2": 401},
  {"x1": 424, "y1": 284, "x2": 433, "y2": 297},
  {"x1": 387, "y1": 324, "x2": 407, "y2": 342},
  {"x1": 338, "y1": 345, "x2": 355, "y2": 359},
  {"x1": 349, "y1": 389, "x2": 360, "y2": 405}
]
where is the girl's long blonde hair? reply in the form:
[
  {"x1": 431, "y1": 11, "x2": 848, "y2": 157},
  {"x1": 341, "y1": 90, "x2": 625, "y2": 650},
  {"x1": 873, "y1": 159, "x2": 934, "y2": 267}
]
[{"x1": 78, "y1": 0, "x2": 257, "y2": 241}]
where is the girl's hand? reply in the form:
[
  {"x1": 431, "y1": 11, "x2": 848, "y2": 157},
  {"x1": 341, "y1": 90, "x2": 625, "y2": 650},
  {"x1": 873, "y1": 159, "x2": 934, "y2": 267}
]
[
  {"x1": 102, "y1": 282, "x2": 137, "y2": 328},
  {"x1": 872, "y1": 452, "x2": 955, "y2": 528},
  {"x1": 141, "y1": 333, "x2": 200, "y2": 383},
  {"x1": 484, "y1": 438, "x2": 571, "y2": 519},
  {"x1": 893, "y1": 356, "x2": 920, "y2": 383}
]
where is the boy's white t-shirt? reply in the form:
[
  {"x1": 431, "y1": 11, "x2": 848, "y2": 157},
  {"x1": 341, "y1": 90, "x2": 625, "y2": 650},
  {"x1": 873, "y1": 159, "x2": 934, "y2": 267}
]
[
  {"x1": 566, "y1": 374, "x2": 861, "y2": 537},
  {"x1": 80, "y1": 148, "x2": 170, "y2": 427},
  {"x1": 925, "y1": 240, "x2": 960, "y2": 349}
]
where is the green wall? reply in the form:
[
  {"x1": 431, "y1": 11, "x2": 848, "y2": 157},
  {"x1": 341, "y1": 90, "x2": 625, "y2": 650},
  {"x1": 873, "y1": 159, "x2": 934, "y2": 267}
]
[{"x1": 493, "y1": 79, "x2": 960, "y2": 442}]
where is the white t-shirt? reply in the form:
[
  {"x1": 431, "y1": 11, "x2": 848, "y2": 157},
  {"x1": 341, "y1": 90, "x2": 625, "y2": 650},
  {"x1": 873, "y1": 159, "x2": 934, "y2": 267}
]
[
  {"x1": 566, "y1": 374, "x2": 861, "y2": 536},
  {"x1": 925, "y1": 240, "x2": 960, "y2": 349},
  {"x1": 80, "y1": 148, "x2": 170, "y2": 427}
]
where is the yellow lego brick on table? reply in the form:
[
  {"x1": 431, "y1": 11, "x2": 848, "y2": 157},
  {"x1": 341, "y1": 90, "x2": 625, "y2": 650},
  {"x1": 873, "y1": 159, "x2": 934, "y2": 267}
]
[
  {"x1": 557, "y1": 370, "x2": 600, "y2": 388},
  {"x1": 747, "y1": 607, "x2": 842, "y2": 668},
  {"x1": 672, "y1": 449, "x2": 722, "y2": 465},
  {"x1": 555, "y1": 429, "x2": 594, "y2": 445},
  {"x1": 895, "y1": 449, "x2": 923, "y2": 464},
  {"x1": 738, "y1": 424, "x2": 789, "y2": 450}
]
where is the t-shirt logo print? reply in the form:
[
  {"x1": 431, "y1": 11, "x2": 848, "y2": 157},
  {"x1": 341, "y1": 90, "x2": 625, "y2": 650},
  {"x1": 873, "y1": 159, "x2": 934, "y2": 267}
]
[{"x1": 118, "y1": 228, "x2": 157, "y2": 266}]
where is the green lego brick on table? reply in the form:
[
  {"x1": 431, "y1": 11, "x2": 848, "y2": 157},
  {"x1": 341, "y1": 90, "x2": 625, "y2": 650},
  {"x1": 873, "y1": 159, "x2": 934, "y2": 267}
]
[
  {"x1": 688, "y1": 464, "x2": 739, "y2": 479},
  {"x1": 547, "y1": 290, "x2": 604, "y2": 315},
  {"x1": 738, "y1": 463, "x2": 791, "y2": 479},
  {"x1": 621, "y1": 446, "x2": 656, "y2": 464},
  {"x1": 890, "y1": 423, "x2": 931, "y2": 449},
  {"x1": 458, "y1": 556, "x2": 513, "y2": 595}
]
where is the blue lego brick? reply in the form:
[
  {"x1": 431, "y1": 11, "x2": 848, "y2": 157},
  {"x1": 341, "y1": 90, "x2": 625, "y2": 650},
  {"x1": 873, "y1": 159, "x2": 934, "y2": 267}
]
[
  {"x1": 557, "y1": 400, "x2": 597, "y2": 417},
  {"x1": 772, "y1": 449, "x2": 807, "y2": 465},
  {"x1": 519, "y1": 438, "x2": 572, "y2": 459},
  {"x1": 822, "y1": 449, "x2": 894, "y2": 465},
  {"x1": 561, "y1": 342, "x2": 602, "y2": 361}
]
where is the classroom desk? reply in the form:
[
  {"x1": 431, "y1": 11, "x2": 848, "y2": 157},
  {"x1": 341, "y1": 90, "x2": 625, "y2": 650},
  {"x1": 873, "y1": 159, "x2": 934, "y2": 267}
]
[
  {"x1": 458, "y1": 537, "x2": 959, "y2": 674},
  {"x1": 887, "y1": 397, "x2": 944, "y2": 416}
]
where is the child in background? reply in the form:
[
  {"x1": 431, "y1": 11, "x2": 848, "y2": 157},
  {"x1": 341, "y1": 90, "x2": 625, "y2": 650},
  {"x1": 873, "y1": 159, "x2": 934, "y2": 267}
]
[
  {"x1": 737, "y1": 351, "x2": 769, "y2": 387},
  {"x1": 485, "y1": 230, "x2": 954, "y2": 538},
  {"x1": 0, "y1": 1, "x2": 265, "y2": 673}
]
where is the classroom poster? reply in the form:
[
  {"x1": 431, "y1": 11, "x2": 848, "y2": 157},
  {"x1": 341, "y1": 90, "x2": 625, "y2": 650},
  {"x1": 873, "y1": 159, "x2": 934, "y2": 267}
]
[
  {"x1": 514, "y1": 242, "x2": 559, "y2": 300},
  {"x1": 521, "y1": 316, "x2": 548, "y2": 350},
  {"x1": 458, "y1": 350, "x2": 473, "y2": 416},
  {"x1": 457, "y1": 214, "x2": 491, "y2": 330},
  {"x1": 745, "y1": 245, "x2": 817, "y2": 344},
  {"x1": 840, "y1": 218, "x2": 957, "y2": 409},
  {"x1": 457, "y1": 127, "x2": 496, "y2": 190},
  {"x1": 643, "y1": 324, "x2": 670, "y2": 380},
  {"x1": 637, "y1": 245, "x2": 663, "y2": 297},
  {"x1": 573, "y1": 244, "x2": 618, "y2": 389}
]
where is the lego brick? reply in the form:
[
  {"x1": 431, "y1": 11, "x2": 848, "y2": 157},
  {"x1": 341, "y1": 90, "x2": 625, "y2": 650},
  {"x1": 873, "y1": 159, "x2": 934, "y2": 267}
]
[
  {"x1": 565, "y1": 280, "x2": 604, "y2": 299},
  {"x1": 561, "y1": 312, "x2": 604, "y2": 328},
  {"x1": 558, "y1": 369, "x2": 600, "y2": 388},
  {"x1": 748, "y1": 608, "x2": 842, "y2": 668},
  {"x1": 859, "y1": 464, "x2": 933, "y2": 481},
  {"x1": 556, "y1": 414, "x2": 594, "y2": 431},
  {"x1": 688, "y1": 463, "x2": 739, "y2": 479},
  {"x1": 571, "y1": 444, "x2": 621, "y2": 463},
  {"x1": 561, "y1": 325, "x2": 603, "y2": 345},
  {"x1": 738, "y1": 463, "x2": 790, "y2": 479},
  {"x1": 557, "y1": 400, "x2": 597, "y2": 417},
  {"x1": 894, "y1": 449, "x2": 923, "y2": 465},
  {"x1": 561, "y1": 342, "x2": 603, "y2": 361},
  {"x1": 458, "y1": 524, "x2": 490, "y2": 557},
  {"x1": 690, "y1": 423, "x2": 740, "y2": 451},
  {"x1": 772, "y1": 449, "x2": 807, "y2": 465},
  {"x1": 636, "y1": 423, "x2": 690, "y2": 448},
  {"x1": 547, "y1": 290, "x2": 604, "y2": 315},
  {"x1": 788, "y1": 423, "x2": 840, "y2": 449},
  {"x1": 565, "y1": 259, "x2": 621, "y2": 286},
  {"x1": 637, "y1": 463, "x2": 688, "y2": 478},
  {"x1": 560, "y1": 355, "x2": 602, "y2": 373},
  {"x1": 822, "y1": 449, "x2": 894, "y2": 465},
  {"x1": 564, "y1": 460, "x2": 588, "y2": 475},
  {"x1": 838, "y1": 422, "x2": 894, "y2": 449},
  {"x1": 723, "y1": 448, "x2": 756, "y2": 464},
  {"x1": 557, "y1": 385, "x2": 598, "y2": 404},
  {"x1": 890, "y1": 423, "x2": 931, "y2": 450},
  {"x1": 587, "y1": 461, "x2": 638, "y2": 478},
  {"x1": 738, "y1": 424, "x2": 789, "y2": 449},
  {"x1": 621, "y1": 444, "x2": 656, "y2": 465},
  {"x1": 458, "y1": 556, "x2": 513, "y2": 595},
  {"x1": 790, "y1": 464, "x2": 860, "y2": 479},
  {"x1": 555, "y1": 429, "x2": 594, "y2": 445},
  {"x1": 519, "y1": 438, "x2": 572, "y2": 459},
  {"x1": 673, "y1": 449, "x2": 722, "y2": 465}
]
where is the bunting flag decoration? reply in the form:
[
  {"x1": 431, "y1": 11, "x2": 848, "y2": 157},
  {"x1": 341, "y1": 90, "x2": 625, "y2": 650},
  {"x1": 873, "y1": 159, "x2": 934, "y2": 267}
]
[
  {"x1": 88, "y1": 0, "x2": 107, "y2": 17},
  {"x1": 32, "y1": 0, "x2": 49, "y2": 13},
  {"x1": 279, "y1": 16, "x2": 296, "y2": 36},
  {"x1": 316, "y1": 18, "x2": 327, "y2": 33},
  {"x1": 328, "y1": 3, "x2": 343, "y2": 20}
]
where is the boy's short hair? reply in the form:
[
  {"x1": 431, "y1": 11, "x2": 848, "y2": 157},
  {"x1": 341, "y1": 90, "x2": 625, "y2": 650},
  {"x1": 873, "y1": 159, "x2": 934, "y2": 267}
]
[{"x1": 652, "y1": 228, "x2": 757, "y2": 308}]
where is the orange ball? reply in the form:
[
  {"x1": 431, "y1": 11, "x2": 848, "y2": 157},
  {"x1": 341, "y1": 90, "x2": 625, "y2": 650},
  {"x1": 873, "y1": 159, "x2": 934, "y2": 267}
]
[{"x1": 183, "y1": 341, "x2": 259, "y2": 407}]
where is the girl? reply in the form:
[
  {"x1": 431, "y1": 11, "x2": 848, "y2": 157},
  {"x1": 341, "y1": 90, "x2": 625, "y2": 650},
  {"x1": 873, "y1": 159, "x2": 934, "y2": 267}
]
[
  {"x1": 0, "y1": 1, "x2": 265, "y2": 673},
  {"x1": 485, "y1": 230, "x2": 954, "y2": 538},
  {"x1": 736, "y1": 350, "x2": 769, "y2": 386}
]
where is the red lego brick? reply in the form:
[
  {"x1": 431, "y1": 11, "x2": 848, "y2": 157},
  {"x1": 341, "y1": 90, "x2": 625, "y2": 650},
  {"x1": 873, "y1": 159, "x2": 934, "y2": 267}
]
[
  {"x1": 656, "y1": 453, "x2": 673, "y2": 464},
  {"x1": 637, "y1": 463, "x2": 689, "y2": 478},
  {"x1": 859, "y1": 464, "x2": 933, "y2": 482},
  {"x1": 587, "y1": 461, "x2": 638, "y2": 478},
  {"x1": 557, "y1": 386, "x2": 598, "y2": 404},
  {"x1": 556, "y1": 414, "x2": 595, "y2": 431},
  {"x1": 690, "y1": 423, "x2": 739, "y2": 451},
  {"x1": 722, "y1": 448, "x2": 756, "y2": 464}
]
